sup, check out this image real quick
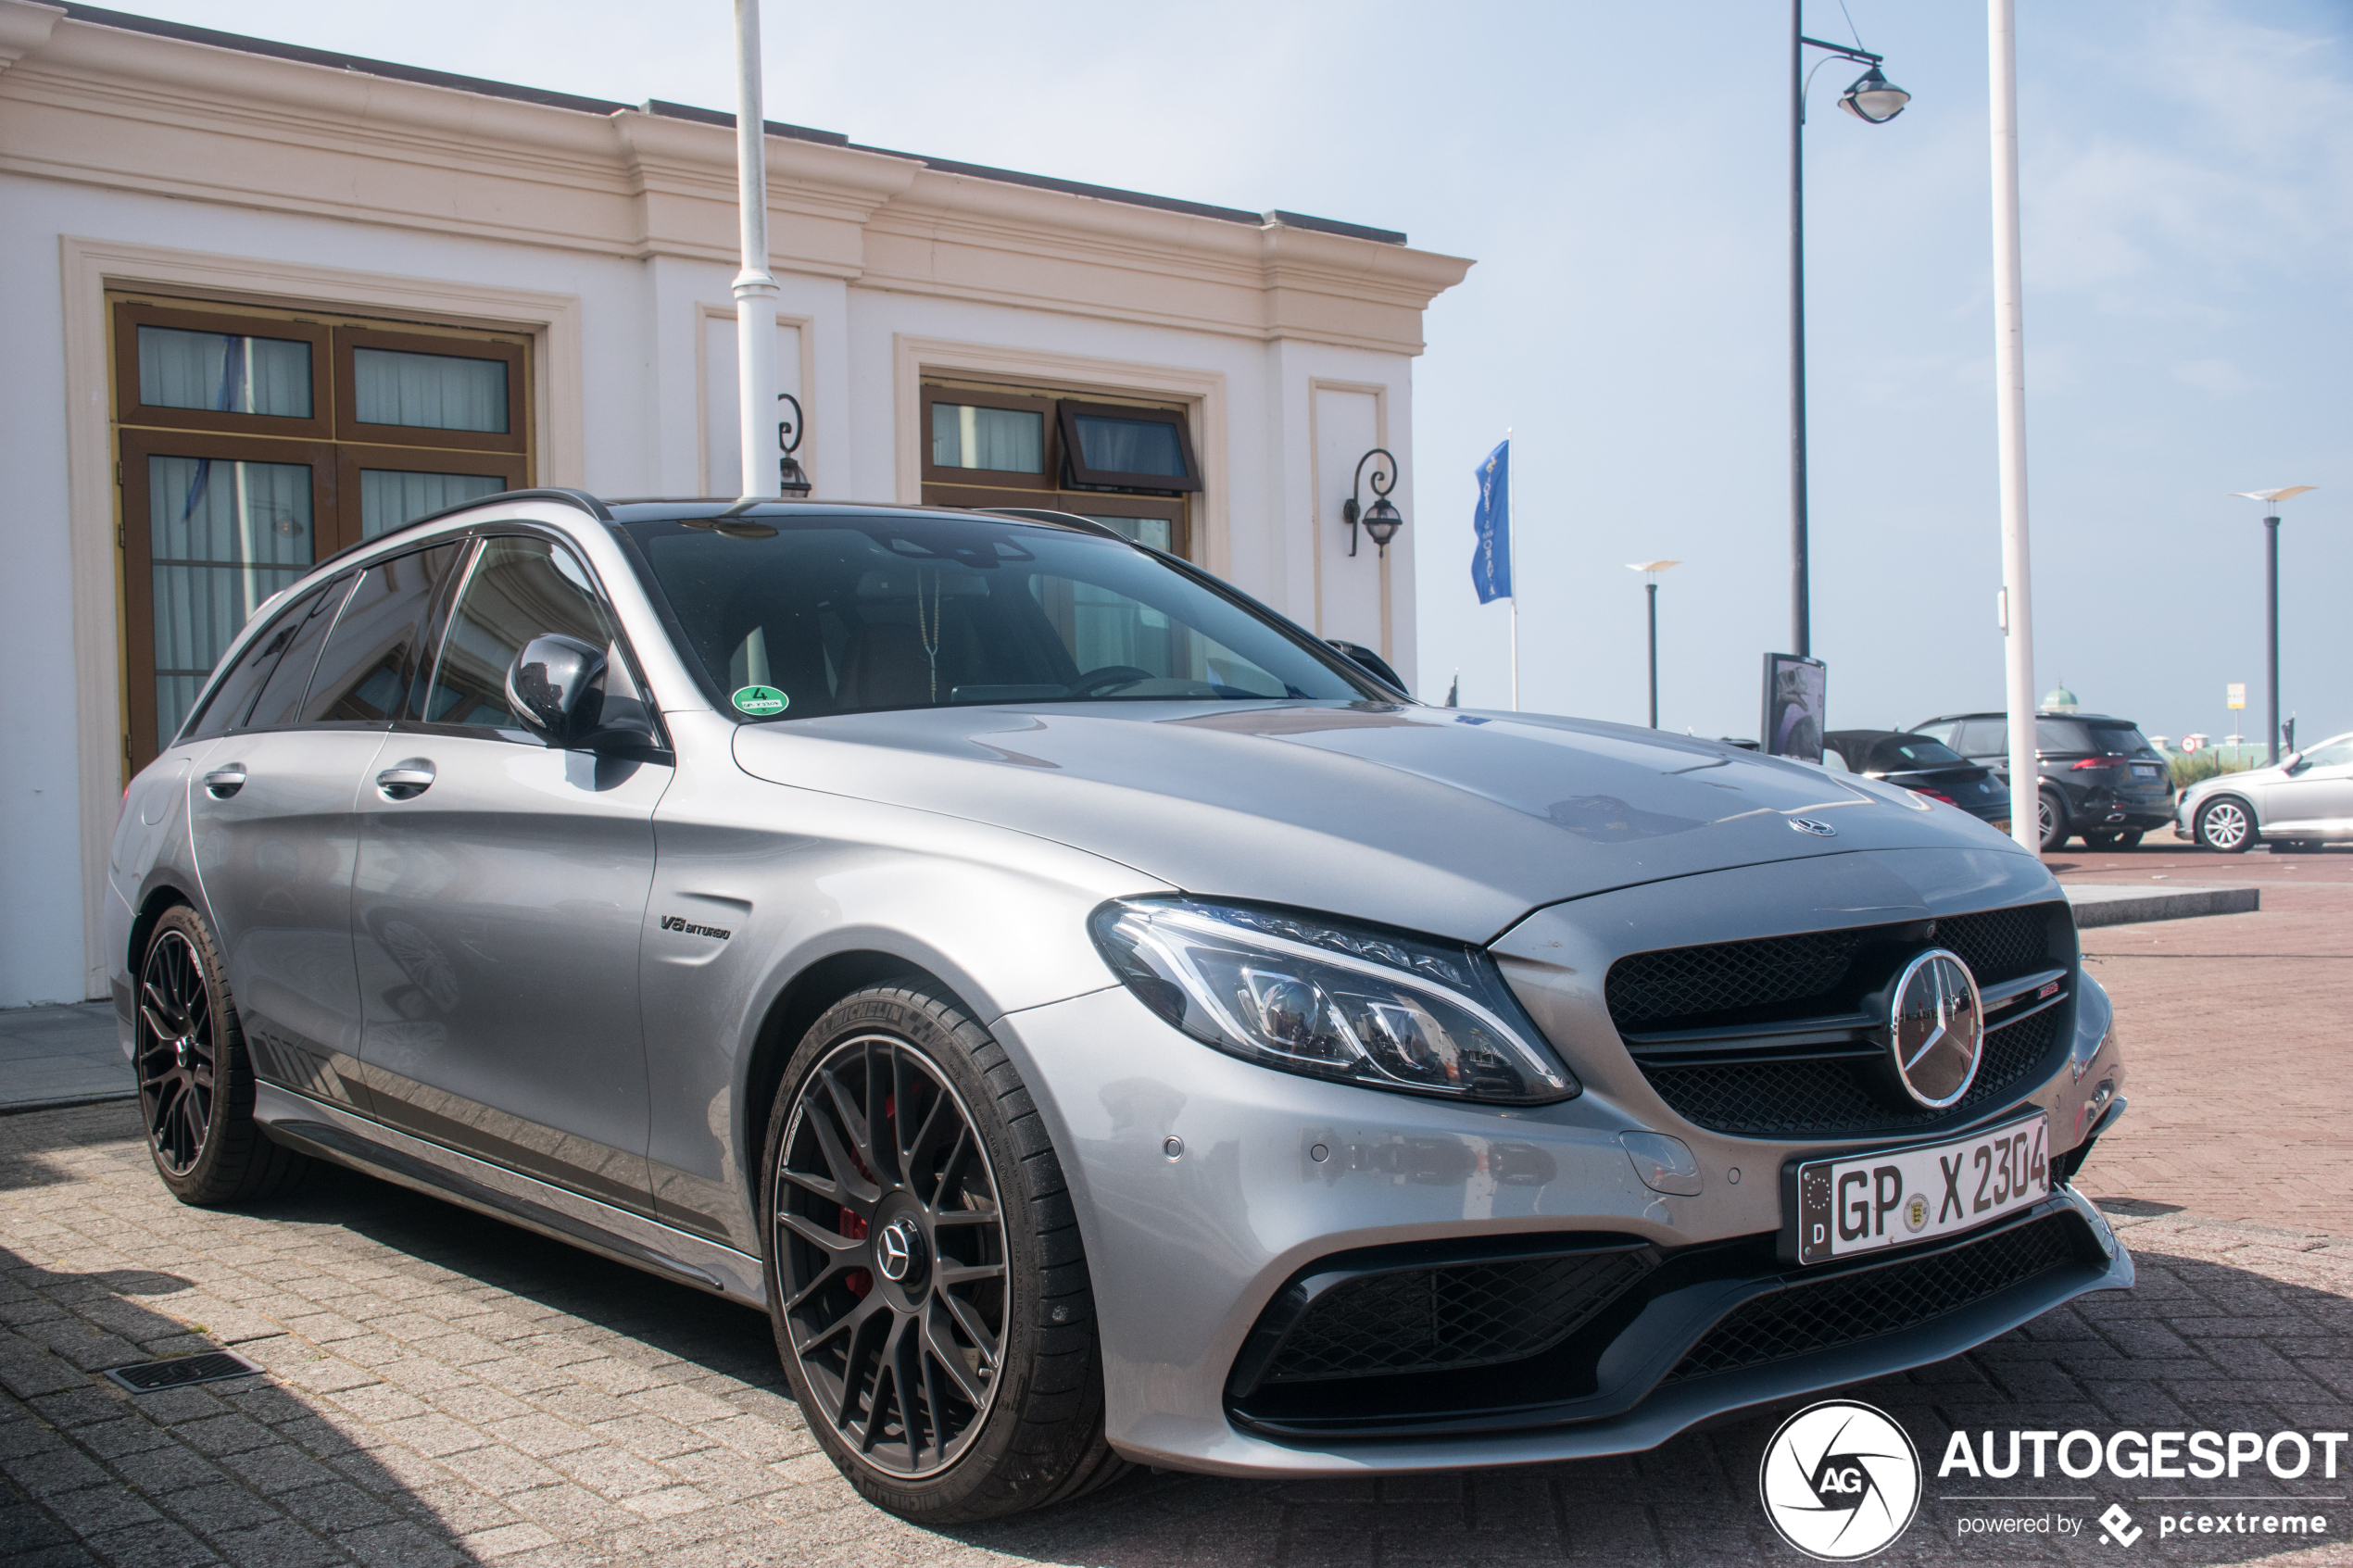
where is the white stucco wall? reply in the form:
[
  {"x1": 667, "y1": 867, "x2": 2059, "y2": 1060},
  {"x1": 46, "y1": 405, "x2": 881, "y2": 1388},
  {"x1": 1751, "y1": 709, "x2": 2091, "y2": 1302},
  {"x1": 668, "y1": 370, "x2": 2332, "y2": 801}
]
[{"x1": 0, "y1": 5, "x2": 1466, "y2": 1004}]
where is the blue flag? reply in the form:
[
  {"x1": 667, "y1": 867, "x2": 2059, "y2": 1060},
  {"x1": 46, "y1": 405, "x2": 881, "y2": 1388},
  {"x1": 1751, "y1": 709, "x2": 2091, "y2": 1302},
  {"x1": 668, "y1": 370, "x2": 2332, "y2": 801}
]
[{"x1": 1471, "y1": 438, "x2": 1512, "y2": 604}]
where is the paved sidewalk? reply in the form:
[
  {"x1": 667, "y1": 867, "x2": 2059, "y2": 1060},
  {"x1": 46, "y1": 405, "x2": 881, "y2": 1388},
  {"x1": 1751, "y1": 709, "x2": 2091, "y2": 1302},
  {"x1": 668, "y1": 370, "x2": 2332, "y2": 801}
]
[
  {"x1": 4, "y1": 1102, "x2": 2349, "y2": 1567},
  {"x1": 0, "y1": 1005, "x2": 131, "y2": 1114}
]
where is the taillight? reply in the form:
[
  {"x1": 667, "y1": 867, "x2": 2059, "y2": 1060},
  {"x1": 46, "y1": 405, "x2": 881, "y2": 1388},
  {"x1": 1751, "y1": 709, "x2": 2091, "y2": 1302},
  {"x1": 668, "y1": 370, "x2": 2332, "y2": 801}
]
[
  {"x1": 2070, "y1": 758, "x2": 2118, "y2": 771},
  {"x1": 1919, "y1": 789, "x2": 1957, "y2": 804}
]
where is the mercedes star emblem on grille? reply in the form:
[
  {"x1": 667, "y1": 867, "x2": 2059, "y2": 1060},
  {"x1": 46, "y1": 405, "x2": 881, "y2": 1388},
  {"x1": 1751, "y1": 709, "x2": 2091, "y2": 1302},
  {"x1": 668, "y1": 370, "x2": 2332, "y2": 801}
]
[
  {"x1": 1887, "y1": 949, "x2": 1983, "y2": 1109},
  {"x1": 1788, "y1": 817, "x2": 1837, "y2": 836}
]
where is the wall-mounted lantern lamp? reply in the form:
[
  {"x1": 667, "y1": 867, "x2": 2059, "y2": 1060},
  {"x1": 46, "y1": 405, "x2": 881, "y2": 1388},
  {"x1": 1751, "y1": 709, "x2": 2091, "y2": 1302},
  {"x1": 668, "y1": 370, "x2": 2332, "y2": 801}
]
[
  {"x1": 777, "y1": 392, "x2": 811, "y2": 496},
  {"x1": 1341, "y1": 448, "x2": 1403, "y2": 558}
]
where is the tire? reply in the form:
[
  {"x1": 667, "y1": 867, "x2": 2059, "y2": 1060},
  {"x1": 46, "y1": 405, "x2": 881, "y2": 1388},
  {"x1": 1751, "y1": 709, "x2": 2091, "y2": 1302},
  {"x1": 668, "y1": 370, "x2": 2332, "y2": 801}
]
[
  {"x1": 761, "y1": 983, "x2": 1126, "y2": 1523},
  {"x1": 2036, "y1": 790, "x2": 2070, "y2": 852},
  {"x1": 2195, "y1": 797, "x2": 2257, "y2": 854},
  {"x1": 133, "y1": 906, "x2": 310, "y2": 1205}
]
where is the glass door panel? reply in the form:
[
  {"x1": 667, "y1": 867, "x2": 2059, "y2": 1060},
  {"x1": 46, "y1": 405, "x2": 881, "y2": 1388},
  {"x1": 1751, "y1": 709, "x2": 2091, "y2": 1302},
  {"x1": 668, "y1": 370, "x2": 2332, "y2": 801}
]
[
  {"x1": 359, "y1": 470, "x2": 504, "y2": 538},
  {"x1": 145, "y1": 454, "x2": 316, "y2": 746}
]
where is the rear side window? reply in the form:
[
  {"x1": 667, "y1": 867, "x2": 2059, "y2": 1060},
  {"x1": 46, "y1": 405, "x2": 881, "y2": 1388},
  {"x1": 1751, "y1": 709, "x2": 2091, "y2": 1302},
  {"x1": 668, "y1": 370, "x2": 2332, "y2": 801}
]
[
  {"x1": 2035, "y1": 720, "x2": 2094, "y2": 753},
  {"x1": 239, "y1": 574, "x2": 354, "y2": 732},
  {"x1": 1957, "y1": 720, "x2": 2007, "y2": 757},
  {"x1": 182, "y1": 583, "x2": 322, "y2": 742},
  {"x1": 1874, "y1": 737, "x2": 1966, "y2": 769},
  {"x1": 299, "y1": 544, "x2": 467, "y2": 724},
  {"x1": 423, "y1": 536, "x2": 615, "y2": 730}
]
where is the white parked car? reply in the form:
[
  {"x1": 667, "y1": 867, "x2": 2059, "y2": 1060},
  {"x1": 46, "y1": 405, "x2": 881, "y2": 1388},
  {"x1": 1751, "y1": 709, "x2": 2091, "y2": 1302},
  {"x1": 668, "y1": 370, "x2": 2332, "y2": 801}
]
[{"x1": 2178, "y1": 732, "x2": 2353, "y2": 852}]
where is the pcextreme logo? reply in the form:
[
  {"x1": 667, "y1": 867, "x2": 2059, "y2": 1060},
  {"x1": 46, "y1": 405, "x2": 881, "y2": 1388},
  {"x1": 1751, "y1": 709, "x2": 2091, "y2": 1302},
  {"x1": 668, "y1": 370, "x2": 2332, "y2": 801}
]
[{"x1": 1759, "y1": 1399, "x2": 1923, "y2": 1560}]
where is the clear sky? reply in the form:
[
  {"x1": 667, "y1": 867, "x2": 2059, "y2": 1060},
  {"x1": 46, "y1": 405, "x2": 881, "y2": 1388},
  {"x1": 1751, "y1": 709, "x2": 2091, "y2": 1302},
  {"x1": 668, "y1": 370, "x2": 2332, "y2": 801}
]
[{"x1": 123, "y1": 1, "x2": 2352, "y2": 746}]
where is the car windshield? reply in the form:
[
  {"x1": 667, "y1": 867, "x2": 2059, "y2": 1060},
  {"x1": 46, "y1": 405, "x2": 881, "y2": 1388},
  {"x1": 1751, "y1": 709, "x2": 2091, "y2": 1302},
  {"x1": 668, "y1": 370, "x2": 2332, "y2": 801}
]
[{"x1": 616, "y1": 511, "x2": 1383, "y2": 719}]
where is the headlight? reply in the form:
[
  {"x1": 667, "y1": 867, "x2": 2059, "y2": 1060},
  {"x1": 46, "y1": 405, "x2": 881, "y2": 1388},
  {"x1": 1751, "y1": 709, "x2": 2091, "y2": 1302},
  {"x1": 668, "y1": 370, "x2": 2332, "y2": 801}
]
[{"x1": 1088, "y1": 897, "x2": 1578, "y2": 1105}]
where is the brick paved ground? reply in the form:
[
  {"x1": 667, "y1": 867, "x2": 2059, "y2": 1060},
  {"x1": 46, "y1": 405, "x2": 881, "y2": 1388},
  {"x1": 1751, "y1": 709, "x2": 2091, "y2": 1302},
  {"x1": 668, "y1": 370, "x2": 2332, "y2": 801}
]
[
  {"x1": 2054, "y1": 843, "x2": 2353, "y2": 1237},
  {"x1": 6, "y1": 848, "x2": 2347, "y2": 1566}
]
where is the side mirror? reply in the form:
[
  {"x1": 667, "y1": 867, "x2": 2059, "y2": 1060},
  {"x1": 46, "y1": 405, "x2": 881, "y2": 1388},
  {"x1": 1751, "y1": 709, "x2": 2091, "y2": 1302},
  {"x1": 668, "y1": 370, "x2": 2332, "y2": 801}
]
[
  {"x1": 507, "y1": 634, "x2": 659, "y2": 752},
  {"x1": 2282, "y1": 751, "x2": 2307, "y2": 773},
  {"x1": 508, "y1": 634, "x2": 604, "y2": 746}
]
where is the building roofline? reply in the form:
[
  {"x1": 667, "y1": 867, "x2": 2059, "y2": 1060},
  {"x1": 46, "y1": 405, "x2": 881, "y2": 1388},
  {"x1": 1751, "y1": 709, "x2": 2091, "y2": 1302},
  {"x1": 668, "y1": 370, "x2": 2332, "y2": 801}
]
[{"x1": 59, "y1": 5, "x2": 1406, "y2": 245}]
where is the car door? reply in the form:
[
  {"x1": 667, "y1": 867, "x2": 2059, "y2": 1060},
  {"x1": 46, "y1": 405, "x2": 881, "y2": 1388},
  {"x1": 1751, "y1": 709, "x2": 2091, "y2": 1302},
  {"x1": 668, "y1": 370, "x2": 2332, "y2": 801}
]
[
  {"x1": 351, "y1": 533, "x2": 670, "y2": 1211},
  {"x1": 2259, "y1": 736, "x2": 2353, "y2": 832},
  {"x1": 188, "y1": 544, "x2": 468, "y2": 1107}
]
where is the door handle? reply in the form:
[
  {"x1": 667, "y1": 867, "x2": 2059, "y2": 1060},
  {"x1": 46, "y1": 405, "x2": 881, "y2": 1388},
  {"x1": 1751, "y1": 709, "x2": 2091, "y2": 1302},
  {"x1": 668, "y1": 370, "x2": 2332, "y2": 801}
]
[
  {"x1": 376, "y1": 760, "x2": 436, "y2": 801},
  {"x1": 201, "y1": 766, "x2": 246, "y2": 798}
]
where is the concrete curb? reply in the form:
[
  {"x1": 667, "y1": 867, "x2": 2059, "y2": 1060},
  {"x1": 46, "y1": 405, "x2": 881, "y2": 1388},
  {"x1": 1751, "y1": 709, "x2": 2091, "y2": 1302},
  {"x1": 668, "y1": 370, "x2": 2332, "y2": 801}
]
[{"x1": 2062, "y1": 882, "x2": 2259, "y2": 928}]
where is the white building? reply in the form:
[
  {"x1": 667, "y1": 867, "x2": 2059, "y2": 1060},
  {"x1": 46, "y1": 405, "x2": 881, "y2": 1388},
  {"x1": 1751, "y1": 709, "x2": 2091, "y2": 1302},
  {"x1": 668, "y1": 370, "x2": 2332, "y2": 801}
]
[{"x1": 0, "y1": 1, "x2": 1471, "y2": 1005}]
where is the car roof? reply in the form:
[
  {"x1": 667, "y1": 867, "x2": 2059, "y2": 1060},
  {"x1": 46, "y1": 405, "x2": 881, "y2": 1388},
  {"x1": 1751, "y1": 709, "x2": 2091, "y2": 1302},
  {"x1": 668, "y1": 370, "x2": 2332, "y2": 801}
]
[
  {"x1": 1911, "y1": 710, "x2": 2139, "y2": 728},
  {"x1": 330, "y1": 488, "x2": 1130, "y2": 567}
]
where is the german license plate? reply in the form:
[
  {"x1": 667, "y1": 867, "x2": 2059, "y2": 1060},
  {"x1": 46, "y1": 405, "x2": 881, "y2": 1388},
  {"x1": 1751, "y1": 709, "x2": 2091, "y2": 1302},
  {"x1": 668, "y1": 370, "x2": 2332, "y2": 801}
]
[
  {"x1": 2133, "y1": 763, "x2": 2160, "y2": 779},
  {"x1": 1793, "y1": 1113, "x2": 2047, "y2": 1264}
]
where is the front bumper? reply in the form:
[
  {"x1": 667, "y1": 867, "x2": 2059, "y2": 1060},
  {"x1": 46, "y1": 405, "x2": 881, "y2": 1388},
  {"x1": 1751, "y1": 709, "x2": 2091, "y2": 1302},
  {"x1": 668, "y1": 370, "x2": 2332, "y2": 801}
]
[{"x1": 992, "y1": 955, "x2": 2128, "y2": 1477}]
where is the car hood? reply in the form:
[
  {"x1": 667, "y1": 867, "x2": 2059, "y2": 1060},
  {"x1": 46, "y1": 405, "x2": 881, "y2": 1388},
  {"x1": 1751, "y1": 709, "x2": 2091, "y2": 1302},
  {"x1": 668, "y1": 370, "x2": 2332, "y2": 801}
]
[{"x1": 731, "y1": 702, "x2": 2042, "y2": 942}]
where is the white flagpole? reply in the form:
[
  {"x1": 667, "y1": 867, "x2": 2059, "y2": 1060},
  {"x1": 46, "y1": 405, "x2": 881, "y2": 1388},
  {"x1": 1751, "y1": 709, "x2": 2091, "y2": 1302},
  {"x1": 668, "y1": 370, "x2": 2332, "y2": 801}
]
[
  {"x1": 1506, "y1": 426, "x2": 1519, "y2": 710},
  {"x1": 733, "y1": 0, "x2": 781, "y2": 502},
  {"x1": 1988, "y1": 0, "x2": 2037, "y2": 850}
]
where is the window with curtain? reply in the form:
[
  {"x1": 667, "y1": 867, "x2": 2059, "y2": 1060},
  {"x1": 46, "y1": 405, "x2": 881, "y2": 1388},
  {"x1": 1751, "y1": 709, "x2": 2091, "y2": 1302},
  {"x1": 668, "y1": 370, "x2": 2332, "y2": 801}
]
[
  {"x1": 144, "y1": 455, "x2": 314, "y2": 746},
  {"x1": 353, "y1": 348, "x2": 509, "y2": 433},
  {"x1": 112, "y1": 296, "x2": 535, "y2": 774}
]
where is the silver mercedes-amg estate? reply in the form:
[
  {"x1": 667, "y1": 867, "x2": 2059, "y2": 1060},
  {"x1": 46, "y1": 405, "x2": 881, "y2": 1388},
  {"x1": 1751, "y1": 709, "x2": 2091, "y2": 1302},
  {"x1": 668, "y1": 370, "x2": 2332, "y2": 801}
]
[{"x1": 108, "y1": 490, "x2": 2132, "y2": 1522}]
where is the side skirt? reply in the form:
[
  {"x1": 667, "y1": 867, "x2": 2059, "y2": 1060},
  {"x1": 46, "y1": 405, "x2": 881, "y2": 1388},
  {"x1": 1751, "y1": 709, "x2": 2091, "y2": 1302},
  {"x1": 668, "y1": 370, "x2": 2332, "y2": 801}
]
[{"x1": 254, "y1": 1083, "x2": 768, "y2": 1309}]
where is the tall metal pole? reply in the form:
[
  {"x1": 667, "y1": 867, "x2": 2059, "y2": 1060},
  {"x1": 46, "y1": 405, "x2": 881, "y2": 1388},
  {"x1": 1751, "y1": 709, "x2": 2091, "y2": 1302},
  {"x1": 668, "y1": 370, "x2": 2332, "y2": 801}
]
[
  {"x1": 1646, "y1": 580, "x2": 1660, "y2": 727},
  {"x1": 1789, "y1": 0, "x2": 1810, "y2": 658},
  {"x1": 733, "y1": 0, "x2": 781, "y2": 502},
  {"x1": 1988, "y1": 0, "x2": 2039, "y2": 851},
  {"x1": 2266, "y1": 513, "x2": 2281, "y2": 763}
]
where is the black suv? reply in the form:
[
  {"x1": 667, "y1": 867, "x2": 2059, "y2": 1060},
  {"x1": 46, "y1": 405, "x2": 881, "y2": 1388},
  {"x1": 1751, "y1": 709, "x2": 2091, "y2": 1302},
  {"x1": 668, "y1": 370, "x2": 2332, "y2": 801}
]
[{"x1": 1908, "y1": 710, "x2": 2175, "y2": 851}]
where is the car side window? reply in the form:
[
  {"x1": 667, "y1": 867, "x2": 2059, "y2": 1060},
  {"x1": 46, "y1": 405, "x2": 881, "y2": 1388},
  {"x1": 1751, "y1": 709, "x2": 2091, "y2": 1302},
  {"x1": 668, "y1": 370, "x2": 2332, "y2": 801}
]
[
  {"x1": 1952, "y1": 720, "x2": 2001, "y2": 757},
  {"x1": 182, "y1": 583, "x2": 325, "y2": 743},
  {"x1": 423, "y1": 535, "x2": 617, "y2": 731},
  {"x1": 1910, "y1": 721, "x2": 1959, "y2": 748},
  {"x1": 299, "y1": 543, "x2": 468, "y2": 725},
  {"x1": 2298, "y1": 737, "x2": 2353, "y2": 770},
  {"x1": 236, "y1": 573, "x2": 355, "y2": 733}
]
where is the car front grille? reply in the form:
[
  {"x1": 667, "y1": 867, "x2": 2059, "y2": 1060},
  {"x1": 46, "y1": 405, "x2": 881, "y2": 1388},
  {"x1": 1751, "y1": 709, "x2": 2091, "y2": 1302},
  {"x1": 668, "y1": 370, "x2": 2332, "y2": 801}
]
[
  {"x1": 1261, "y1": 1248, "x2": 1655, "y2": 1385},
  {"x1": 1640, "y1": 1000, "x2": 2064, "y2": 1138},
  {"x1": 1605, "y1": 902, "x2": 2072, "y2": 1138},
  {"x1": 1664, "y1": 1211, "x2": 2081, "y2": 1383},
  {"x1": 1605, "y1": 903, "x2": 2055, "y2": 1030}
]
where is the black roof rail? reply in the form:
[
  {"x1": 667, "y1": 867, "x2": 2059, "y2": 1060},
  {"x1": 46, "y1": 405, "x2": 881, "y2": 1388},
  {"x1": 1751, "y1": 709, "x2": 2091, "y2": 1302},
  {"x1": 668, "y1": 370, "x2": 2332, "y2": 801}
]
[{"x1": 316, "y1": 487, "x2": 610, "y2": 569}]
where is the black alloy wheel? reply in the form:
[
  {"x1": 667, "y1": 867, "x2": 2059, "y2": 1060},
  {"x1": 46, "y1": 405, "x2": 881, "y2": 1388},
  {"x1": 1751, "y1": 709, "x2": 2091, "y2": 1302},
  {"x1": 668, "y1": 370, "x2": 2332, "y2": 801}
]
[
  {"x1": 133, "y1": 906, "x2": 308, "y2": 1205},
  {"x1": 762, "y1": 984, "x2": 1124, "y2": 1521},
  {"x1": 776, "y1": 1033, "x2": 1009, "y2": 1476},
  {"x1": 2036, "y1": 790, "x2": 2069, "y2": 852},
  {"x1": 137, "y1": 926, "x2": 216, "y2": 1176}
]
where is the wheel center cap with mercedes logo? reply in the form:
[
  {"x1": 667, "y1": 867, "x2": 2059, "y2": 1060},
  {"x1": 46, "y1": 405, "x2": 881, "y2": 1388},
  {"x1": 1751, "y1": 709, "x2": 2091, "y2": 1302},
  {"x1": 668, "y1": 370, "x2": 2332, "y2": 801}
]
[
  {"x1": 875, "y1": 1217, "x2": 926, "y2": 1285},
  {"x1": 1887, "y1": 948, "x2": 1983, "y2": 1109}
]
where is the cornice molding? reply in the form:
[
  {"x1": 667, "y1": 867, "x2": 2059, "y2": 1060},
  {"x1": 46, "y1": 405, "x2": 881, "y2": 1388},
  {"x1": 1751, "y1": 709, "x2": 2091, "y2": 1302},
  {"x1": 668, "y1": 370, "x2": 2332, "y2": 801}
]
[
  {"x1": 0, "y1": 0, "x2": 60, "y2": 71},
  {"x1": 3, "y1": 8, "x2": 1472, "y2": 350}
]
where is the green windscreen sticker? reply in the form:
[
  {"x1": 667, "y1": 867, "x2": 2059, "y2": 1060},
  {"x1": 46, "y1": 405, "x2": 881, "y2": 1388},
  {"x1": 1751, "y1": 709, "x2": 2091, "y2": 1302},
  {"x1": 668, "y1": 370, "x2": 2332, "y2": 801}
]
[{"x1": 732, "y1": 684, "x2": 787, "y2": 716}]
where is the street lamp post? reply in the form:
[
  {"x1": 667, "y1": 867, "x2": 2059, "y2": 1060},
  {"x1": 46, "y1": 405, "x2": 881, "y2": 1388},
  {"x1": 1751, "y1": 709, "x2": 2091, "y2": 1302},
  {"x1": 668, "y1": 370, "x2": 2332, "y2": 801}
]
[
  {"x1": 1789, "y1": 8, "x2": 1910, "y2": 657},
  {"x1": 1628, "y1": 561, "x2": 1680, "y2": 728},
  {"x1": 2233, "y1": 486, "x2": 2316, "y2": 763}
]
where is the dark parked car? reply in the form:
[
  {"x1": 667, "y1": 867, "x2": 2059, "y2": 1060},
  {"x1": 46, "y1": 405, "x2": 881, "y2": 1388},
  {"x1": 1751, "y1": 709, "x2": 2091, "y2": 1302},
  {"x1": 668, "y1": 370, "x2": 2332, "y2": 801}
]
[
  {"x1": 1907, "y1": 711, "x2": 2174, "y2": 851},
  {"x1": 1822, "y1": 731, "x2": 2011, "y2": 832}
]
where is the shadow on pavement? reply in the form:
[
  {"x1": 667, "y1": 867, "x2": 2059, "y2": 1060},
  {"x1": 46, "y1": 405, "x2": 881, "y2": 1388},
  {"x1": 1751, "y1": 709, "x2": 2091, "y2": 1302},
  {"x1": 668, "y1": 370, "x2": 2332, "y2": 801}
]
[{"x1": 0, "y1": 1232, "x2": 487, "y2": 1565}]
